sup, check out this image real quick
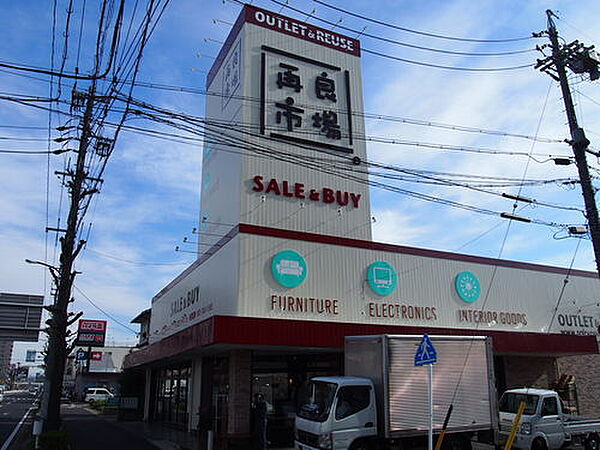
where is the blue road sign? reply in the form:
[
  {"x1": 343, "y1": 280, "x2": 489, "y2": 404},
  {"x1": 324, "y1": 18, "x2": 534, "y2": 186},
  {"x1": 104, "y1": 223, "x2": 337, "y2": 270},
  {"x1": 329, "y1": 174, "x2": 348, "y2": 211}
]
[
  {"x1": 76, "y1": 349, "x2": 88, "y2": 361},
  {"x1": 414, "y1": 334, "x2": 437, "y2": 366}
]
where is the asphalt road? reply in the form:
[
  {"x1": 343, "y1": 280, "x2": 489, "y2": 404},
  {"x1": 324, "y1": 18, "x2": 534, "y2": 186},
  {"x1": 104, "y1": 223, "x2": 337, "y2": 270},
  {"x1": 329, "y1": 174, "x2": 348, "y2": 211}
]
[{"x1": 0, "y1": 390, "x2": 37, "y2": 449}]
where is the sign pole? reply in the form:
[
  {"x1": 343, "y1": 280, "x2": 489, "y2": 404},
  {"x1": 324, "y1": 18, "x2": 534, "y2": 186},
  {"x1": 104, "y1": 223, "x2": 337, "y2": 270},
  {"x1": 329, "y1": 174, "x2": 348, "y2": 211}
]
[
  {"x1": 86, "y1": 346, "x2": 91, "y2": 373},
  {"x1": 429, "y1": 363, "x2": 433, "y2": 450},
  {"x1": 414, "y1": 334, "x2": 438, "y2": 450}
]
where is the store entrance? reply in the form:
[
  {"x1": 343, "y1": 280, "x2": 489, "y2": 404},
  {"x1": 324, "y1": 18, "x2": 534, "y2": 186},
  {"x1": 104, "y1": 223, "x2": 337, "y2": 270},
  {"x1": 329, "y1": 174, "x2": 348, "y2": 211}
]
[
  {"x1": 251, "y1": 352, "x2": 342, "y2": 448},
  {"x1": 153, "y1": 364, "x2": 192, "y2": 429}
]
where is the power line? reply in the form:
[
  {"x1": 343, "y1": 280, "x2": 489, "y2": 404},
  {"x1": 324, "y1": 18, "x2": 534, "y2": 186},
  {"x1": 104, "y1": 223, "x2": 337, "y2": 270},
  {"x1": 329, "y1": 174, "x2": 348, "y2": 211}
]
[
  {"x1": 87, "y1": 248, "x2": 191, "y2": 266},
  {"x1": 361, "y1": 47, "x2": 533, "y2": 72},
  {"x1": 0, "y1": 125, "x2": 48, "y2": 130},
  {"x1": 547, "y1": 239, "x2": 582, "y2": 333},
  {"x1": 0, "y1": 148, "x2": 71, "y2": 155},
  {"x1": 9, "y1": 93, "x2": 568, "y2": 165},
  {"x1": 311, "y1": 0, "x2": 537, "y2": 43},
  {"x1": 122, "y1": 78, "x2": 565, "y2": 143},
  {"x1": 0, "y1": 67, "x2": 565, "y2": 144},
  {"x1": 271, "y1": 0, "x2": 535, "y2": 57},
  {"x1": 109, "y1": 92, "x2": 581, "y2": 226},
  {"x1": 73, "y1": 285, "x2": 139, "y2": 335},
  {"x1": 258, "y1": 0, "x2": 534, "y2": 71},
  {"x1": 4, "y1": 89, "x2": 584, "y2": 221},
  {"x1": 0, "y1": 0, "x2": 124, "y2": 82}
]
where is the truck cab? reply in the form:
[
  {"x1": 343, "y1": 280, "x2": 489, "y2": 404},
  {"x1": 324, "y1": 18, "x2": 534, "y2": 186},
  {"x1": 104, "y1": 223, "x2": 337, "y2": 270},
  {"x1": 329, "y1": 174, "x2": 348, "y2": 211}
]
[
  {"x1": 295, "y1": 376, "x2": 378, "y2": 450},
  {"x1": 499, "y1": 388, "x2": 567, "y2": 450}
]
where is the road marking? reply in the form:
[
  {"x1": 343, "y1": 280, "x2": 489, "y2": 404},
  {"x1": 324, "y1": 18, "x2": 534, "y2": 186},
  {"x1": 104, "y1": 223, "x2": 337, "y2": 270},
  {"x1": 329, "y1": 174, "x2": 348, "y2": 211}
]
[{"x1": 0, "y1": 407, "x2": 34, "y2": 450}]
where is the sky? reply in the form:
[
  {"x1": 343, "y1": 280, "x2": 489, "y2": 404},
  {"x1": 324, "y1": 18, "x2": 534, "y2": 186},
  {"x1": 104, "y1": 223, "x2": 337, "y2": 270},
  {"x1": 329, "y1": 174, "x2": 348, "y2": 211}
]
[{"x1": 1, "y1": 0, "x2": 600, "y2": 359}]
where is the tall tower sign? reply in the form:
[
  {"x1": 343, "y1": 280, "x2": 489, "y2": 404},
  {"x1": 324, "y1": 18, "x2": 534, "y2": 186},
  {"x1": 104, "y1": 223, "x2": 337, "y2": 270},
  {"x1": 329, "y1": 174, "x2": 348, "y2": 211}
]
[{"x1": 200, "y1": 5, "x2": 371, "y2": 246}]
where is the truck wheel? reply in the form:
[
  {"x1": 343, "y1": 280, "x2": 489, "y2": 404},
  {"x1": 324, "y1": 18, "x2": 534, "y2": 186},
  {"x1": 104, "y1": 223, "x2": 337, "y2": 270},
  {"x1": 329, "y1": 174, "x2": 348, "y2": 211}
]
[
  {"x1": 532, "y1": 438, "x2": 547, "y2": 450},
  {"x1": 443, "y1": 437, "x2": 472, "y2": 450},
  {"x1": 350, "y1": 439, "x2": 375, "y2": 450},
  {"x1": 585, "y1": 434, "x2": 599, "y2": 450}
]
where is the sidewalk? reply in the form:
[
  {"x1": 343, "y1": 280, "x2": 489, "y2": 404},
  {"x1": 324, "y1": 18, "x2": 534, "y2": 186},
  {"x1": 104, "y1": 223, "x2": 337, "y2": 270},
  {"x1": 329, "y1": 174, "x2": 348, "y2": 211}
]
[
  {"x1": 62, "y1": 403, "x2": 293, "y2": 450},
  {"x1": 61, "y1": 404, "x2": 168, "y2": 449}
]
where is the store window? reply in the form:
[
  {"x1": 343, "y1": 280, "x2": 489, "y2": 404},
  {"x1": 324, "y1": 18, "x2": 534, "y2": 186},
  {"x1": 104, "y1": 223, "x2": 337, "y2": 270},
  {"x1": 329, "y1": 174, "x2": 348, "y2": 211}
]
[
  {"x1": 252, "y1": 352, "x2": 343, "y2": 447},
  {"x1": 154, "y1": 364, "x2": 191, "y2": 428}
]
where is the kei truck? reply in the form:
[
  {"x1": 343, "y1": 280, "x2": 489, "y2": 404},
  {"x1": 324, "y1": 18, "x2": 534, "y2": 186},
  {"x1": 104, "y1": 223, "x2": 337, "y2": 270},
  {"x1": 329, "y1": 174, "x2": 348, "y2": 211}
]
[
  {"x1": 295, "y1": 335, "x2": 498, "y2": 450},
  {"x1": 498, "y1": 387, "x2": 600, "y2": 450}
]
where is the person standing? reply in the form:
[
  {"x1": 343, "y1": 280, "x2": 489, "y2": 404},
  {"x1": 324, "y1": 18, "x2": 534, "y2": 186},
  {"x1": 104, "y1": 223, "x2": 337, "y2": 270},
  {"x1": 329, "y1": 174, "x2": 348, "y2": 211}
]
[
  {"x1": 197, "y1": 404, "x2": 212, "y2": 450},
  {"x1": 252, "y1": 393, "x2": 268, "y2": 450}
]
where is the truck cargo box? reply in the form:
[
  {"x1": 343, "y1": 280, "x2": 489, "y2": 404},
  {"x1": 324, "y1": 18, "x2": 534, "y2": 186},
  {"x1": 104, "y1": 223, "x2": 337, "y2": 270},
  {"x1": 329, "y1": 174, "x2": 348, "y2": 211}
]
[{"x1": 344, "y1": 335, "x2": 498, "y2": 439}]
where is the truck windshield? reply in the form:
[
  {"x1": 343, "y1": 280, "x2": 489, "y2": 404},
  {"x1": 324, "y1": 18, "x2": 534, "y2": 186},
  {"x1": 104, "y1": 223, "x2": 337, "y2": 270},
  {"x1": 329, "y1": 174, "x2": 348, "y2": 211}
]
[
  {"x1": 499, "y1": 393, "x2": 539, "y2": 415},
  {"x1": 297, "y1": 381, "x2": 337, "y2": 422}
]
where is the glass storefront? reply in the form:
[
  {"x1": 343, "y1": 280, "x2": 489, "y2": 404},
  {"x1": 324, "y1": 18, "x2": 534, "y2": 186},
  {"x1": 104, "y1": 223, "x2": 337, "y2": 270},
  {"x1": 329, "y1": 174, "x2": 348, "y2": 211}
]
[
  {"x1": 154, "y1": 364, "x2": 191, "y2": 428},
  {"x1": 251, "y1": 352, "x2": 343, "y2": 447}
]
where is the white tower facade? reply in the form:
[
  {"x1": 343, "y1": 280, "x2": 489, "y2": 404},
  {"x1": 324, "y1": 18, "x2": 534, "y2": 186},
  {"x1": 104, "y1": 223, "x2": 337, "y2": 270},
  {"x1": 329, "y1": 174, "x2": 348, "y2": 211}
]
[{"x1": 199, "y1": 4, "x2": 371, "y2": 250}]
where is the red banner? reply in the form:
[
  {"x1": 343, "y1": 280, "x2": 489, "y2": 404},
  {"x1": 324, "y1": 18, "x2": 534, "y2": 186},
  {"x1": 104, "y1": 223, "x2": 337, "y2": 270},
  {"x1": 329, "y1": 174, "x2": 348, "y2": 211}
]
[
  {"x1": 76, "y1": 319, "x2": 107, "y2": 347},
  {"x1": 245, "y1": 5, "x2": 360, "y2": 57}
]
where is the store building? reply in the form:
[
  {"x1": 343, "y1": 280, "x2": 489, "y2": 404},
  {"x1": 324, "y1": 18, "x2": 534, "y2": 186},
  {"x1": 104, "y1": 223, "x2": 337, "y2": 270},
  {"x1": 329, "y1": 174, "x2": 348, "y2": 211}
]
[
  {"x1": 72, "y1": 345, "x2": 132, "y2": 400},
  {"x1": 124, "y1": 4, "x2": 600, "y2": 448}
]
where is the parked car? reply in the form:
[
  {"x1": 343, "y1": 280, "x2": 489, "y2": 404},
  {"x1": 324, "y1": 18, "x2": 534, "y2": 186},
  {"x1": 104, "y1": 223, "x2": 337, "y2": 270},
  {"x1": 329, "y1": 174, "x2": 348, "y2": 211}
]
[{"x1": 84, "y1": 387, "x2": 114, "y2": 404}]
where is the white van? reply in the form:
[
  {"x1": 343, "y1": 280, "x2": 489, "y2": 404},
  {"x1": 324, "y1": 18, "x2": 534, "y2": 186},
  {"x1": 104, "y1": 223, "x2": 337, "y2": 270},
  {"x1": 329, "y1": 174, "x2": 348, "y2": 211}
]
[{"x1": 84, "y1": 387, "x2": 114, "y2": 404}]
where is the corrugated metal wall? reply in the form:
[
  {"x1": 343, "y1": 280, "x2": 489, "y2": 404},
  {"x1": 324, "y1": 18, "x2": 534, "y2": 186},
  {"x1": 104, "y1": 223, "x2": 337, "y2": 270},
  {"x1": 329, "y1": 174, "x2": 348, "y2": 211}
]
[{"x1": 386, "y1": 337, "x2": 493, "y2": 434}]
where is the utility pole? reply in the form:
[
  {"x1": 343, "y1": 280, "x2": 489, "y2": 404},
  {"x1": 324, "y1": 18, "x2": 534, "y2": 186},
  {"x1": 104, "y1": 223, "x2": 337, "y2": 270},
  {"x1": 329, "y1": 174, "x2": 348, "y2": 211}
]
[
  {"x1": 536, "y1": 10, "x2": 600, "y2": 277},
  {"x1": 40, "y1": 86, "x2": 99, "y2": 432}
]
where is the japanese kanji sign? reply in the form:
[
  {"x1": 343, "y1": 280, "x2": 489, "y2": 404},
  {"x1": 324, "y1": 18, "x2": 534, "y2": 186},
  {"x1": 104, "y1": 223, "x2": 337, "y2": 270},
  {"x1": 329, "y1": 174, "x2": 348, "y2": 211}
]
[
  {"x1": 260, "y1": 45, "x2": 354, "y2": 154},
  {"x1": 221, "y1": 40, "x2": 241, "y2": 110}
]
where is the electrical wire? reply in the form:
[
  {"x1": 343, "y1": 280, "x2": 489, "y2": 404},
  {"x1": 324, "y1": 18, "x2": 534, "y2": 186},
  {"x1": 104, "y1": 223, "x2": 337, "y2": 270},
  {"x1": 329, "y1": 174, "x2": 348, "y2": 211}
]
[
  {"x1": 44, "y1": 0, "x2": 59, "y2": 301},
  {"x1": 0, "y1": 66, "x2": 566, "y2": 145},
  {"x1": 258, "y1": 0, "x2": 535, "y2": 71},
  {"x1": 87, "y1": 248, "x2": 190, "y2": 266},
  {"x1": 361, "y1": 47, "x2": 533, "y2": 72},
  {"x1": 0, "y1": 148, "x2": 70, "y2": 155},
  {"x1": 271, "y1": 0, "x2": 535, "y2": 57},
  {"x1": 3, "y1": 89, "x2": 583, "y2": 222},
  {"x1": 547, "y1": 239, "x2": 582, "y2": 333},
  {"x1": 223, "y1": 0, "x2": 536, "y2": 72},
  {"x1": 103, "y1": 91, "x2": 581, "y2": 224},
  {"x1": 311, "y1": 0, "x2": 537, "y2": 43},
  {"x1": 73, "y1": 285, "x2": 139, "y2": 335}
]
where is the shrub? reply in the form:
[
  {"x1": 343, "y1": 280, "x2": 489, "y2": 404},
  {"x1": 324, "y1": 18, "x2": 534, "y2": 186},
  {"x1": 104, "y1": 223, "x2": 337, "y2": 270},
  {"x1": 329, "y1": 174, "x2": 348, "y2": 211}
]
[
  {"x1": 38, "y1": 431, "x2": 69, "y2": 450},
  {"x1": 90, "y1": 399, "x2": 107, "y2": 410}
]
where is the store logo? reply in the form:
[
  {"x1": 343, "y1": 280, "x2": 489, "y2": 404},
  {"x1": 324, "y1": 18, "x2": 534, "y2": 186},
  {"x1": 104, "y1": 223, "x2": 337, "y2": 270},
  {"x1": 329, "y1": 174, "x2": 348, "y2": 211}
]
[
  {"x1": 272, "y1": 250, "x2": 307, "y2": 288},
  {"x1": 455, "y1": 271, "x2": 481, "y2": 303},
  {"x1": 367, "y1": 261, "x2": 397, "y2": 296}
]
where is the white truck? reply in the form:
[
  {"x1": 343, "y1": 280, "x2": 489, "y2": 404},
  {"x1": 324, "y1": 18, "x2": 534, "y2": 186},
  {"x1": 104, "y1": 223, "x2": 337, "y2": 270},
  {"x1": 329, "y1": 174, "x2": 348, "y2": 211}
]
[
  {"x1": 498, "y1": 388, "x2": 600, "y2": 450},
  {"x1": 295, "y1": 335, "x2": 498, "y2": 450}
]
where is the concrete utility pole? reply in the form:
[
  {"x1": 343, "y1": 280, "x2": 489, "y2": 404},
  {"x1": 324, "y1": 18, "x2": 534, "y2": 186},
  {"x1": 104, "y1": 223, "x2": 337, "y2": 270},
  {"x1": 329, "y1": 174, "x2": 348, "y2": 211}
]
[
  {"x1": 536, "y1": 10, "x2": 600, "y2": 277},
  {"x1": 40, "y1": 87, "x2": 98, "y2": 432}
]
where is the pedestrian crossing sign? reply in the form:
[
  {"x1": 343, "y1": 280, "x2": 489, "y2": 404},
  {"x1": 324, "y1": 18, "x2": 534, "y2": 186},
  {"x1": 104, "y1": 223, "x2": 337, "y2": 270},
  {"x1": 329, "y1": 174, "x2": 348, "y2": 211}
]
[{"x1": 414, "y1": 334, "x2": 437, "y2": 366}]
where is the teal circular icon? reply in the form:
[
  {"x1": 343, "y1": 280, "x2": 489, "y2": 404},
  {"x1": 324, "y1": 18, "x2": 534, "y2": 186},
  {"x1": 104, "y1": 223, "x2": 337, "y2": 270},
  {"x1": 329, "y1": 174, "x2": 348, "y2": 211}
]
[
  {"x1": 455, "y1": 271, "x2": 481, "y2": 303},
  {"x1": 272, "y1": 250, "x2": 307, "y2": 288},
  {"x1": 367, "y1": 261, "x2": 397, "y2": 296}
]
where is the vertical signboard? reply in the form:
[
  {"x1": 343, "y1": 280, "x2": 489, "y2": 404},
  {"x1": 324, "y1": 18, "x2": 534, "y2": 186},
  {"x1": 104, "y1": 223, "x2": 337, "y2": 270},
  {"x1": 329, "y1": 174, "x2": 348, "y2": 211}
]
[
  {"x1": 201, "y1": 4, "x2": 372, "y2": 242},
  {"x1": 75, "y1": 319, "x2": 107, "y2": 347}
]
